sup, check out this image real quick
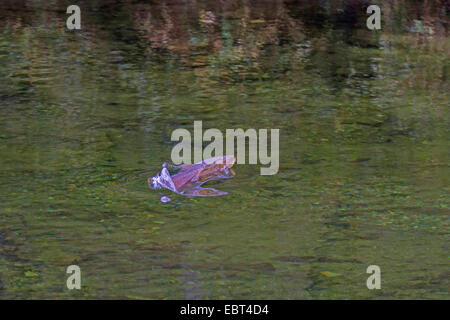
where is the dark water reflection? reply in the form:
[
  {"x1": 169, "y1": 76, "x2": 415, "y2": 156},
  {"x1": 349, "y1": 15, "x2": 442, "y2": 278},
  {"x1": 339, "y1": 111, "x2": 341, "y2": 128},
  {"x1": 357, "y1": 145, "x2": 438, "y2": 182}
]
[{"x1": 0, "y1": 1, "x2": 448, "y2": 299}]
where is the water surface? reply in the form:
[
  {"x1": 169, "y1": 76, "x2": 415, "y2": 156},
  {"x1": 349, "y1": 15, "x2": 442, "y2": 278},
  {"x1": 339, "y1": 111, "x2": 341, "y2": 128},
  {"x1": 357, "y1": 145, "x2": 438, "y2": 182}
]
[{"x1": 0, "y1": 0, "x2": 448, "y2": 299}]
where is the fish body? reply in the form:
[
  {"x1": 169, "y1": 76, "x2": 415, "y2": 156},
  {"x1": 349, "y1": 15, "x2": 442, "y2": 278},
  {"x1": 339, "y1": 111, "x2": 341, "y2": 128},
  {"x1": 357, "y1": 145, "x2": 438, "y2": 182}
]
[
  {"x1": 148, "y1": 155, "x2": 236, "y2": 198},
  {"x1": 171, "y1": 155, "x2": 235, "y2": 189}
]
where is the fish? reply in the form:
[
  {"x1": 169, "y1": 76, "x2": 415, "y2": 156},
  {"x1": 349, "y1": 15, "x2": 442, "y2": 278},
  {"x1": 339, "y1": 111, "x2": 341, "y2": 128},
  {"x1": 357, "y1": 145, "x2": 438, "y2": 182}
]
[{"x1": 148, "y1": 155, "x2": 236, "y2": 199}]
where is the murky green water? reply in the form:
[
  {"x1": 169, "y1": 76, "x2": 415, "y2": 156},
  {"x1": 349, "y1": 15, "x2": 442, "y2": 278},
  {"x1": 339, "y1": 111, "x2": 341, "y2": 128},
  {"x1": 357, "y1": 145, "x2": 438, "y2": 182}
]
[{"x1": 0, "y1": 1, "x2": 448, "y2": 299}]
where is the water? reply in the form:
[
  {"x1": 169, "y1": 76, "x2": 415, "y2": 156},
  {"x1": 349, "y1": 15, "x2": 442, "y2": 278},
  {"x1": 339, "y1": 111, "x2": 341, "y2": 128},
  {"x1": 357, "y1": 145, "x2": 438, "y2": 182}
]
[{"x1": 0, "y1": 1, "x2": 448, "y2": 299}]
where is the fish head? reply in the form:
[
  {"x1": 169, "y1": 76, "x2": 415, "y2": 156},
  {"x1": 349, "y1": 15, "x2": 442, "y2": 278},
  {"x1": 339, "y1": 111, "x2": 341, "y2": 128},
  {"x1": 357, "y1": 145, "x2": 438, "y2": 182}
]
[
  {"x1": 148, "y1": 167, "x2": 178, "y2": 192},
  {"x1": 148, "y1": 176, "x2": 161, "y2": 189}
]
